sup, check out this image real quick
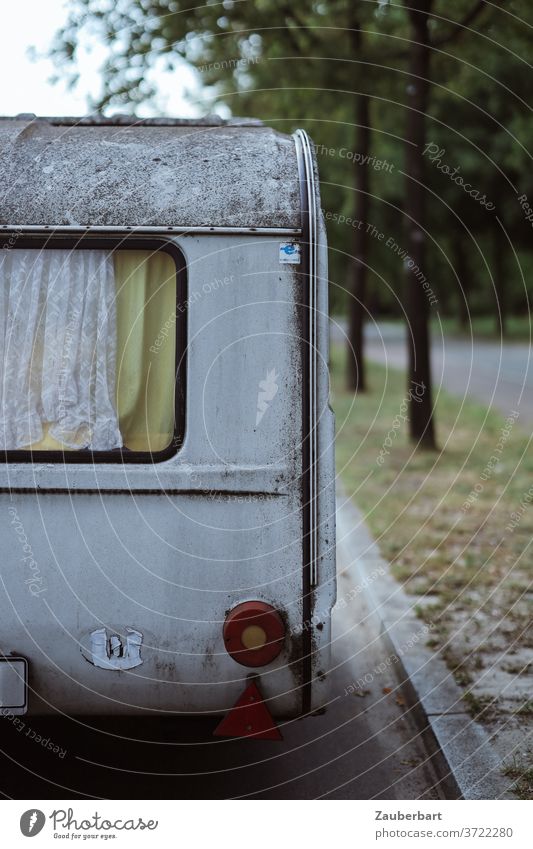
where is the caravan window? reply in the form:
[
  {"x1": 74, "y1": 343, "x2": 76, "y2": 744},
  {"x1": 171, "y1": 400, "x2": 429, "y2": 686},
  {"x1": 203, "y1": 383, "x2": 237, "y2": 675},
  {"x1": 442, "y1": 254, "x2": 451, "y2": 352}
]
[{"x1": 0, "y1": 242, "x2": 183, "y2": 460}]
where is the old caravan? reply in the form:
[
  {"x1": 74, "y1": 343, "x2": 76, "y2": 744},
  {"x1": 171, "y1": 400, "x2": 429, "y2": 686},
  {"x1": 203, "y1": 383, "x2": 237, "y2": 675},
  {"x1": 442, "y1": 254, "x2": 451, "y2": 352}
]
[{"x1": 0, "y1": 116, "x2": 335, "y2": 736}]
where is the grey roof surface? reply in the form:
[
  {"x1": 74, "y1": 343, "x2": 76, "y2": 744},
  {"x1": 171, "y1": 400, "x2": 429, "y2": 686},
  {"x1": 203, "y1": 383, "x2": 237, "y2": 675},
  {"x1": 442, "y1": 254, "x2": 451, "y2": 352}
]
[{"x1": 0, "y1": 116, "x2": 301, "y2": 229}]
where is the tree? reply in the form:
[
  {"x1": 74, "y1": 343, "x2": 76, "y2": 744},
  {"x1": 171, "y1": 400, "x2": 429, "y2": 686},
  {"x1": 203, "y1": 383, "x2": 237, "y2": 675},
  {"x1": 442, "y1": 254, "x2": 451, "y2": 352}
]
[
  {"x1": 346, "y1": 87, "x2": 371, "y2": 392},
  {"x1": 346, "y1": 17, "x2": 372, "y2": 393},
  {"x1": 49, "y1": 1, "x2": 399, "y2": 396},
  {"x1": 50, "y1": 0, "x2": 513, "y2": 447},
  {"x1": 398, "y1": 0, "x2": 504, "y2": 447},
  {"x1": 402, "y1": 0, "x2": 435, "y2": 447},
  {"x1": 429, "y1": 2, "x2": 533, "y2": 337}
]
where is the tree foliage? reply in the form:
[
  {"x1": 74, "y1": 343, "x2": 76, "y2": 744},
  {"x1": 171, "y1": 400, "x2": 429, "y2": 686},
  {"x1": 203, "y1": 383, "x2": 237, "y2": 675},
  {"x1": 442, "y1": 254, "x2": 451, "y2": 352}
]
[{"x1": 50, "y1": 1, "x2": 532, "y2": 442}]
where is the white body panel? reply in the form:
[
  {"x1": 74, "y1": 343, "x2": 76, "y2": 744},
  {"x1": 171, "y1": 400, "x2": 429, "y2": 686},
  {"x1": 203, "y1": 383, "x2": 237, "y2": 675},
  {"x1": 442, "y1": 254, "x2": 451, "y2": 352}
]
[{"x1": 0, "y1": 231, "x2": 336, "y2": 717}]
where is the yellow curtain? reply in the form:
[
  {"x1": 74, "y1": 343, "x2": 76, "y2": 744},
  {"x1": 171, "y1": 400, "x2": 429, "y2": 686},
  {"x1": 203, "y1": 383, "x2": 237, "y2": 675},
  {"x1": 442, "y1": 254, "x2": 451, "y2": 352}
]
[
  {"x1": 28, "y1": 250, "x2": 176, "y2": 453},
  {"x1": 114, "y1": 250, "x2": 176, "y2": 452}
]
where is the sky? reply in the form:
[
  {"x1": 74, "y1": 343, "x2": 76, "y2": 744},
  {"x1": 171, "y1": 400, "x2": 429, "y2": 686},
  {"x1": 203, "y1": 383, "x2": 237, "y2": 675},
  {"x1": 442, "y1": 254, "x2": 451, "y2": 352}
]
[{"x1": 0, "y1": 0, "x2": 200, "y2": 118}]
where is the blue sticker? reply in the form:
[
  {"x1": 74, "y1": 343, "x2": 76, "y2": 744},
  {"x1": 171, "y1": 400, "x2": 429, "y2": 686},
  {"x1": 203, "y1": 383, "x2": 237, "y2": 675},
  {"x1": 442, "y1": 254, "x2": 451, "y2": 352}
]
[{"x1": 279, "y1": 241, "x2": 301, "y2": 264}]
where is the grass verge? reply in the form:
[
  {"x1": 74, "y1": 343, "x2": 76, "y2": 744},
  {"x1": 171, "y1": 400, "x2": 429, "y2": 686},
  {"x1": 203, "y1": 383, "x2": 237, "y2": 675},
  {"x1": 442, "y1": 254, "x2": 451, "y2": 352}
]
[{"x1": 331, "y1": 346, "x2": 533, "y2": 796}]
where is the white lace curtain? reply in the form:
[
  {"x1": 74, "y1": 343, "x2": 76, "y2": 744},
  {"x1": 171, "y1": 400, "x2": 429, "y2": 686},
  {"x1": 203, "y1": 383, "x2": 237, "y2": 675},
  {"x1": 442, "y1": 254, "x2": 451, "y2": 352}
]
[{"x1": 0, "y1": 249, "x2": 122, "y2": 451}]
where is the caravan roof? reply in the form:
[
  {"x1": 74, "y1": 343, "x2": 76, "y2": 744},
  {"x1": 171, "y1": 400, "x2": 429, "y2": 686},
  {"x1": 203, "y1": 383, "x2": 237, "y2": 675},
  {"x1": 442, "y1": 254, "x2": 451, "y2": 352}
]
[{"x1": 0, "y1": 116, "x2": 301, "y2": 230}]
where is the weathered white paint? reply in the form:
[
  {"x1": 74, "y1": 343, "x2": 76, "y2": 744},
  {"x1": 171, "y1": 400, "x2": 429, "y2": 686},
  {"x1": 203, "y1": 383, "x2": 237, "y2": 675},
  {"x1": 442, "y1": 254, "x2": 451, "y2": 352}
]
[
  {"x1": 0, "y1": 125, "x2": 336, "y2": 718},
  {"x1": 0, "y1": 117, "x2": 300, "y2": 229}
]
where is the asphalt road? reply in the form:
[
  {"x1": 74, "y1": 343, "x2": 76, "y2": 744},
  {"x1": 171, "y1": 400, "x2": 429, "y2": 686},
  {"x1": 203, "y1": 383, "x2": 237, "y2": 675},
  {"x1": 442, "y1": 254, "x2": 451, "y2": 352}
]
[
  {"x1": 0, "y1": 518, "x2": 444, "y2": 800},
  {"x1": 331, "y1": 320, "x2": 533, "y2": 426}
]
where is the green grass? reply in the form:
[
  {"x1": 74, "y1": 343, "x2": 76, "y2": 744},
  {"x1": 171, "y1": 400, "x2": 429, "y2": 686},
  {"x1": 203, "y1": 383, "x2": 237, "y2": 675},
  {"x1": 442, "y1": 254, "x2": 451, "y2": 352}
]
[
  {"x1": 332, "y1": 347, "x2": 533, "y2": 797},
  {"x1": 431, "y1": 315, "x2": 532, "y2": 342},
  {"x1": 331, "y1": 314, "x2": 532, "y2": 342}
]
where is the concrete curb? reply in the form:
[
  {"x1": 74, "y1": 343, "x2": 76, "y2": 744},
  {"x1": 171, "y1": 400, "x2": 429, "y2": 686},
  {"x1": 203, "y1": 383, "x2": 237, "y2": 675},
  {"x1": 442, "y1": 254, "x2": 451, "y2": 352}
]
[{"x1": 336, "y1": 489, "x2": 514, "y2": 800}]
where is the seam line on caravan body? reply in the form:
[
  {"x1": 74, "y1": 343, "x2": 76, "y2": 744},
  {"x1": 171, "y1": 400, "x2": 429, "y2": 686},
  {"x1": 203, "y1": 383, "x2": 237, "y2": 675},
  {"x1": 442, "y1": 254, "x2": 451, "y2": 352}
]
[
  {"x1": 0, "y1": 463, "x2": 291, "y2": 493},
  {"x1": 0, "y1": 225, "x2": 302, "y2": 236},
  {"x1": 0, "y1": 489, "x2": 290, "y2": 497}
]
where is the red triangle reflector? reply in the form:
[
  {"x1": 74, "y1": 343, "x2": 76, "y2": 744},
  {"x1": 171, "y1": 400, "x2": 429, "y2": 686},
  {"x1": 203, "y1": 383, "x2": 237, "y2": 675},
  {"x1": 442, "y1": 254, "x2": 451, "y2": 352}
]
[{"x1": 213, "y1": 681, "x2": 283, "y2": 741}]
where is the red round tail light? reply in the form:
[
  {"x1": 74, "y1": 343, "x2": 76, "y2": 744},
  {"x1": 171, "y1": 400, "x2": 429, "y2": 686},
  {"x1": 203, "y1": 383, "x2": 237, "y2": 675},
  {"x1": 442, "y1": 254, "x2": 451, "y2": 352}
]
[{"x1": 223, "y1": 601, "x2": 285, "y2": 668}]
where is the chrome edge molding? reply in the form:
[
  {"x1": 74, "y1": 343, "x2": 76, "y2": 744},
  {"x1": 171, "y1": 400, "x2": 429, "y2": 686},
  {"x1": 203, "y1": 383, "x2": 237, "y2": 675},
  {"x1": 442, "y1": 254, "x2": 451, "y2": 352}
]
[{"x1": 294, "y1": 129, "x2": 319, "y2": 588}]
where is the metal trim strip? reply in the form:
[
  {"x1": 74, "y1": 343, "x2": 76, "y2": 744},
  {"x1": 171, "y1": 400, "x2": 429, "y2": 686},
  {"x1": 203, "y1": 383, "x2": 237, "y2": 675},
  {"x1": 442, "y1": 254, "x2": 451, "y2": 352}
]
[
  {"x1": 294, "y1": 130, "x2": 319, "y2": 588},
  {"x1": 0, "y1": 225, "x2": 301, "y2": 237}
]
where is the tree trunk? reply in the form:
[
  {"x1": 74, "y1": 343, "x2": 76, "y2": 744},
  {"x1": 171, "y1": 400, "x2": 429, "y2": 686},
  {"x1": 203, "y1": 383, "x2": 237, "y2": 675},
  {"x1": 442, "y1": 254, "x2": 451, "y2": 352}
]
[
  {"x1": 346, "y1": 93, "x2": 371, "y2": 391},
  {"x1": 493, "y1": 229, "x2": 506, "y2": 337},
  {"x1": 403, "y1": 0, "x2": 436, "y2": 448},
  {"x1": 454, "y1": 233, "x2": 469, "y2": 330}
]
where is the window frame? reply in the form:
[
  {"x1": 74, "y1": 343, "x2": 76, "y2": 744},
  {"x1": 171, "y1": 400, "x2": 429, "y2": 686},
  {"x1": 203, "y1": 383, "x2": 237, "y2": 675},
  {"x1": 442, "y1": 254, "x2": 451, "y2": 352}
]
[{"x1": 0, "y1": 235, "x2": 187, "y2": 464}]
